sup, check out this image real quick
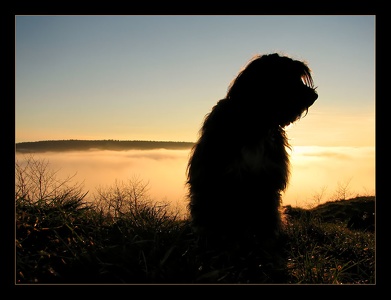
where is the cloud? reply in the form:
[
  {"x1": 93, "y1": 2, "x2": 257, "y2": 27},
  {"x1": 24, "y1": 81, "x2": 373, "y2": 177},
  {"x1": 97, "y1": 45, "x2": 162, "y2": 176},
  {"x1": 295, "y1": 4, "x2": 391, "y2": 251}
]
[{"x1": 291, "y1": 146, "x2": 374, "y2": 160}]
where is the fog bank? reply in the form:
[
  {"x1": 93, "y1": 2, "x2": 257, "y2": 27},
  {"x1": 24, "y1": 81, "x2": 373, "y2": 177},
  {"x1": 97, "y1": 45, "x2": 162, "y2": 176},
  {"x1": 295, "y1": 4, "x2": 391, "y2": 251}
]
[{"x1": 15, "y1": 146, "x2": 375, "y2": 211}]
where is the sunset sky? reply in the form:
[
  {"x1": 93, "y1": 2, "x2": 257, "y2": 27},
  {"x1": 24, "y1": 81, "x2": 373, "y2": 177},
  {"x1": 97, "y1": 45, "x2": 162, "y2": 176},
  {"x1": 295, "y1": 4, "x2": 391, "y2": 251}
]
[
  {"x1": 15, "y1": 15, "x2": 375, "y2": 146},
  {"x1": 14, "y1": 15, "x2": 376, "y2": 207}
]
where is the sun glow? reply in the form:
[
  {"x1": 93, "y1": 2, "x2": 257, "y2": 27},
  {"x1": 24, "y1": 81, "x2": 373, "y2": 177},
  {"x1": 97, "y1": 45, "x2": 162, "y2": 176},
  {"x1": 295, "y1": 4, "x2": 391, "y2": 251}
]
[
  {"x1": 285, "y1": 145, "x2": 375, "y2": 207},
  {"x1": 16, "y1": 145, "x2": 375, "y2": 212}
]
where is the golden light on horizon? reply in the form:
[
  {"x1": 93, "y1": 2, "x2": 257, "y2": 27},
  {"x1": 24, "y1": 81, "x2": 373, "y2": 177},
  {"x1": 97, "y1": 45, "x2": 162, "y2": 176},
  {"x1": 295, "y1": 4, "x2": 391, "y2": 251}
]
[{"x1": 16, "y1": 144, "x2": 374, "y2": 213}]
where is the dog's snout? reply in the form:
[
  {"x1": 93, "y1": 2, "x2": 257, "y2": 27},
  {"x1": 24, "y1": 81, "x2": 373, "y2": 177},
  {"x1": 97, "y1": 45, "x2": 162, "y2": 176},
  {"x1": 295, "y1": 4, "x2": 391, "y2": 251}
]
[
  {"x1": 312, "y1": 92, "x2": 318, "y2": 102},
  {"x1": 306, "y1": 89, "x2": 318, "y2": 106}
]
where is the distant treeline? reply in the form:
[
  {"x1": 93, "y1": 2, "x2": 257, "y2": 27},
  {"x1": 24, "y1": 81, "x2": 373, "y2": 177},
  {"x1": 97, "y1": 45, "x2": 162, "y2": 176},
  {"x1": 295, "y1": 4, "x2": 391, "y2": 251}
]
[{"x1": 15, "y1": 139, "x2": 195, "y2": 153}]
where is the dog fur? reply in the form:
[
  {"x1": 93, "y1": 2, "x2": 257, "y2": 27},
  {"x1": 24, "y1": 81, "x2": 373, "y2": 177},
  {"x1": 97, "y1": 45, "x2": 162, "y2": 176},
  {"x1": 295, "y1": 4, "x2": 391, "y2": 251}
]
[{"x1": 186, "y1": 53, "x2": 318, "y2": 248}]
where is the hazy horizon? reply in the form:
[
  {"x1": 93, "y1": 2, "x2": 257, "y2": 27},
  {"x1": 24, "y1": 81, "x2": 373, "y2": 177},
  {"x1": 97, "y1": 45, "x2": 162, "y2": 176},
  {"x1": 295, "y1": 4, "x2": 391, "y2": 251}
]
[
  {"x1": 15, "y1": 138, "x2": 196, "y2": 144},
  {"x1": 15, "y1": 145, "x2": 375, "y2": 214}
]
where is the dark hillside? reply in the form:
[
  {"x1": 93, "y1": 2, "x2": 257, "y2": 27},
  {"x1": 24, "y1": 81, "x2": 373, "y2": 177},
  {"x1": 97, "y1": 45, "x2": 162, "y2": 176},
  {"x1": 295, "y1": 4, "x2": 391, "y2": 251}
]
[
  {"x1": 284, "y1": 196, "x2": 375, "y2": 232},
  {"x1": 310, "y1": 196, "x2": 375, "y2": 223}
]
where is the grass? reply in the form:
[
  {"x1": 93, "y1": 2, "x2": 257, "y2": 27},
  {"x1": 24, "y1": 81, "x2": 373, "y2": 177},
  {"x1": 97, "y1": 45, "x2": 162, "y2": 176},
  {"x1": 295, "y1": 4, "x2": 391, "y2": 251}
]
[{"x1": 15, "y1": 156, "x2": 375, "y2": 284}]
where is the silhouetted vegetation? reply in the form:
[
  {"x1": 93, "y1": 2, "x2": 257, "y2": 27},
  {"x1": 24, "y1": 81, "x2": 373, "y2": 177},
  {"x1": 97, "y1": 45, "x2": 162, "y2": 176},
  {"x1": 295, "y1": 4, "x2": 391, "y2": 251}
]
[
  {"x1": 16, "y1": 139, "x2": 194, "y2": 153},
  {"x1": 15, "y1": 156, "x2": 375, "y2": 284}
]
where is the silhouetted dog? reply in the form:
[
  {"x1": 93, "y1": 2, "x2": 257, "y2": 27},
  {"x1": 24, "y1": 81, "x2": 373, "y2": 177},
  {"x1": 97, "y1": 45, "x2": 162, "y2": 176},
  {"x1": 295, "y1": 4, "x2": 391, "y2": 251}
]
[{"x1": 187, "y1": 53, "x2": 318, "y2": 259}]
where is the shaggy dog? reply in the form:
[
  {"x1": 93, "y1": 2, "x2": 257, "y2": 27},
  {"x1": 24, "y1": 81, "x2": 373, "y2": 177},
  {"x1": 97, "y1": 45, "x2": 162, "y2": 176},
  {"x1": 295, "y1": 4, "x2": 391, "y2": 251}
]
[{"x1": 186, "y1": 53, "x2": 318, "y2": 260}]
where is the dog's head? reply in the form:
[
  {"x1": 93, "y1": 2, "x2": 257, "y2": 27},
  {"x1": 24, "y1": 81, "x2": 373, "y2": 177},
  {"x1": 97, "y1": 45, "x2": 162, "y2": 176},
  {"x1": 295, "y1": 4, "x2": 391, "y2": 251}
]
[{"x1": 226, "y1": 53, "x2": 318, "y2": 127}]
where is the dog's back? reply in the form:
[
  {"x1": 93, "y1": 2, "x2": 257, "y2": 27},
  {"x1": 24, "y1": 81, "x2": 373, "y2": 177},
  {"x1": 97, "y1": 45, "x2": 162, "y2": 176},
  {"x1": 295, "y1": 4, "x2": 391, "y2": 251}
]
[{"x1": 187, "y1": 98, "x2": 289, "y2": 241}]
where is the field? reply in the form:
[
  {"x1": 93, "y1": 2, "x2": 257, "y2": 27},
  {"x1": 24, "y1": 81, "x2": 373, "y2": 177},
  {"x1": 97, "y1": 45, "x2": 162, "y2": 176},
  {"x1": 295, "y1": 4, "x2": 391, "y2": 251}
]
[{"x1": 15, "y1": 156, "x2": 375, "y2": 284}]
